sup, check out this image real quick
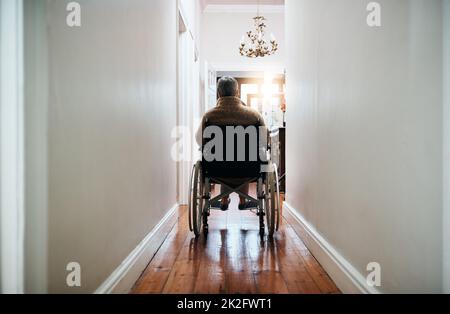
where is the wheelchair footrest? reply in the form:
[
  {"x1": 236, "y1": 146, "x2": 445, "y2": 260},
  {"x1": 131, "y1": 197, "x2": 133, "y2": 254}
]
[
  {"x1": 238, "y1": 200, "x2": 259, "y2": 211},
  {"x1": 238, "y1": 207, "x2": 257, "y2": 211},
  {"x1": 210, "y1": 206, "x2": 229, "y2": 212}
]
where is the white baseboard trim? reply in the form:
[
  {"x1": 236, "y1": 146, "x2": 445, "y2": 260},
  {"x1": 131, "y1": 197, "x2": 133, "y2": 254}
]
[
  {"x1": 94, "y1": 204, "x2": 179, "y2": 294},
  {"x1": 283, "y1": 202, "x2": 380, "y2": 294}
]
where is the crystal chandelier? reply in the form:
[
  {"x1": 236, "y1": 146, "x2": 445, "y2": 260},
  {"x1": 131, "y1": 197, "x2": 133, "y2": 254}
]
[{"x1": 239, "y1": 2, "x2": 278, "y2": 58}]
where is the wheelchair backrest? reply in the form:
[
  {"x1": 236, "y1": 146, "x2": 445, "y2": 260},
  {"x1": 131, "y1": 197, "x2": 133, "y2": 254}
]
[{"x1": 201, "y1": 123, "x2": 268, "y2": 178}]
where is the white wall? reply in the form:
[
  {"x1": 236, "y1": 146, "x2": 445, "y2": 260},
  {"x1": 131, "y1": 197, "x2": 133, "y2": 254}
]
[
  {"x1": 181, "y1": 0, "x2": 202, "y2": 43},
  {"x1": 201, "y1": 9, "x2": 285, "y2": 72},
  {"x1": 285, "y1": 0, "x2": 443, "y2": 293},
  {"x1": 0, "y1": 0, "x2": 25, "y2": 294},
  {"x1": 443, "y1": 0, "x2": 450, "y2": 294},
  {"x1": 24, "y1": 0, "x2": 48, "y2": 293},
  {"x1": 25, "y1": 0, "x2": 178, "y2": 293}
]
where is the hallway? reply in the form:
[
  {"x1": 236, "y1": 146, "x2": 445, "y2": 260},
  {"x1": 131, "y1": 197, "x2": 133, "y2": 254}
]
[
  {"x1": 132, "y1": 196, "x2": 339, "y2": 294},
  {"x1": 1, "y1": 0, "x2": 449, "y2": 295}
]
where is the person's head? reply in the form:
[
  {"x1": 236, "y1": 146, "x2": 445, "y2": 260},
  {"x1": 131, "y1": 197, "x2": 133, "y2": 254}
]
[{"x1": 217, "y1": 76, "x2": 239, "y2": 98}]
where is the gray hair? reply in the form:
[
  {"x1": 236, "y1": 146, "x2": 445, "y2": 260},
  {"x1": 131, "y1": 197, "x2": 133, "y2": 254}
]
[{"x1": 217, "y1": 76, "x2": 239, "y2": 98}]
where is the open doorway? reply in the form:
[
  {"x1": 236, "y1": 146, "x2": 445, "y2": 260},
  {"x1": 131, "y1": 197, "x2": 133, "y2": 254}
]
[{"x1": 201, "y1": 0, "x2": 287, "y2": 193}]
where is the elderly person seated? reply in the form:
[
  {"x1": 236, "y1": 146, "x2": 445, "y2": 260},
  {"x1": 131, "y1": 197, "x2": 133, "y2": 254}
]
[{"x1": 196, "y1": 77, "x2": 266, "y2": 211}]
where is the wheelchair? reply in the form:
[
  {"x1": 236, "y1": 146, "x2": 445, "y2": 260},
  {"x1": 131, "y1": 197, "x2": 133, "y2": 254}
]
[{"x1": 188, "y1": 124, "x2": 281, "y2": 238}]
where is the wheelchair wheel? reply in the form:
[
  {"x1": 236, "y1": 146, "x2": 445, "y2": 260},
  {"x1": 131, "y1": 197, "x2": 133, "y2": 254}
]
[
  {"x1": 189, "y1": 161, "x2": 204, "y2": 237},
  {"x1": 274, "y1": 165, "x2": 281, "y2": 232},
  {"x1": 188, "y1": 165, "x2": 195, "y2": 232},
  {"x1": 265, "y1": 164, "x2": 280, "y2": 237}
]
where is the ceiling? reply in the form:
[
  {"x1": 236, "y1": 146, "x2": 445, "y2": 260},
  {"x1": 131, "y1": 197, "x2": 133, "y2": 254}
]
[
  {"x1": 204, "y1": 0, "x2": 284, "y2": 4},
  {"x1": 202, "y1": 0, "x2": 285, "y2": 13}
]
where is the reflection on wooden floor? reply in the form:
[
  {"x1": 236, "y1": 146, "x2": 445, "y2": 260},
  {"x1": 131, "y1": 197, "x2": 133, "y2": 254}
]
[{"x1": 132, "y1": 193, "x2": 340, "y2": 294}]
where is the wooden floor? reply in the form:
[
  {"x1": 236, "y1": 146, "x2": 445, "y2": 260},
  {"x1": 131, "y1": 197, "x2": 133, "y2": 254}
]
[{"x1": 132, "y1": 193, "x2": 340, "y2": 294}]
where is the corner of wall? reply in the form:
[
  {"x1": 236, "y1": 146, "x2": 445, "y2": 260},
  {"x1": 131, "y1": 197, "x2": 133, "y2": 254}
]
[
  {"x1": 23, "y1": 0, "x2": 49, "y2": 294},
  {"x1": 443, "y1": 0, "x2": 450, "y2": 294}
]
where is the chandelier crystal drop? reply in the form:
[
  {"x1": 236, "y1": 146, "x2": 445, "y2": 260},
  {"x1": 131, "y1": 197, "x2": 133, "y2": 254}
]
[{"x1": 239, "y1": 14, "x2": 278, "y2": 58}]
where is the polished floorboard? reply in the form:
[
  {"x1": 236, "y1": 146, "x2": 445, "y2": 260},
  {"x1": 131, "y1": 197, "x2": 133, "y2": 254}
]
[{"x1": 132, "y1": 192, "x2": 340, "y2": 294}]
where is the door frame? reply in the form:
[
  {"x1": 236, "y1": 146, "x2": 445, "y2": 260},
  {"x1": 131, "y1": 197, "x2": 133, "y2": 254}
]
[
  {"x1": 176, "y1": 3, "x2": 189, "y2": 205},
  {"x1": 0, "y1": 0, "x2": 25, "y2": 293},
  {"x1": 176, "y1": 1, "x2": 200, "y2": 205}
]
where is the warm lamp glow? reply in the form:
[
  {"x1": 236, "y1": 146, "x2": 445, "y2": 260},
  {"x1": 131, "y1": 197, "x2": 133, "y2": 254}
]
[{"x1": 263, "y1": 72, "x2": 275, "y2": 99}]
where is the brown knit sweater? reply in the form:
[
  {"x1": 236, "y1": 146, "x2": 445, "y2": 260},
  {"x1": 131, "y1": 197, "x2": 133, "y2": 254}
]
[{"x1": 195, "y1": 96, "x2": 265, "y2": 146}]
